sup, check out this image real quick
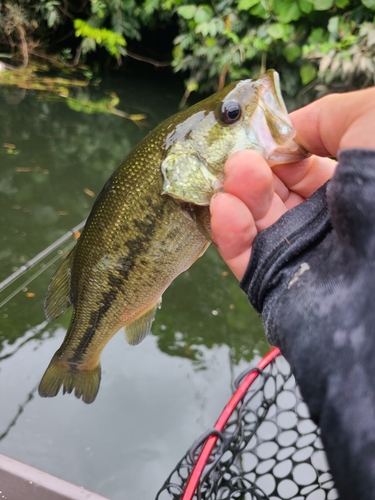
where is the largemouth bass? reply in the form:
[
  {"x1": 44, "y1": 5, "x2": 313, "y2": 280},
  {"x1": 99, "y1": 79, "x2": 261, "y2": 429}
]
[{"x1": 39, "y1": 70, "x2": 306, "y2": 403}]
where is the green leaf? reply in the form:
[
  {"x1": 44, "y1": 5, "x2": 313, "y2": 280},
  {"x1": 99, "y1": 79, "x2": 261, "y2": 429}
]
[
  {"x1": 205, "y1": 37, "x2": 216, "y2": 47},
  {"x1": 195, "y1": 22, "x2": 210, "y2": 37},
  {"x1": 73, "y1": 19, "x2": 126, "y2": 57},
  {"x1": 194, "y1": 6, "x2": 213, "y2": 24},
  {"x1": 47, "y1": 10, "x2": 57, "y2": 28},
  {"x1": 300, "y1": 63, "x2": 317, "y2": 84},
  {"x1": 253, "y1": 37, "x2": 270, "y2": 51},
  {"x1": 172, "y1": 45, "x2": 183, "y2": 60},
  {"x1": 224, "y1": 29, "x2": 241, "y2": 44},
  {"x1": 361, "y1": 0, "x2": 375, "y2": 9},
  {"x1": 282, "y1": 43, "x2": 301, "y2": 62},
  {"x1": 273, "y1": 0, "x2": 302, "y2": 23},
  {"x1": 314, "y1": 0, "x2": 334, "y2": 10},
  {"x1": 81, "y1": 37, "x2": 96, "y2": 55},
  {"x1": 335, "y1": 0, "x2": 349, "y2": 7},
  {"x1": 299, "y1": 0, "x2": 314, "y2": 13},
  {"x1": 267, "y1": 23, "x2": 285, "y2": 39},
  {"x1": 238, "y1": 0, "x2": 260, "y2": 9},
  {"x1": 250, "y1": 2, "x2": 269, "y2": 18},
  {"x1": 309, "y1": 27, "x2": 325, "y2": 43},
  {"x1": 328, "y1": 16, "x2": 339, "y2": 37},
  {"x1": 187, "y1": 80, "x2": 198, "y2": 92},
  {"x1": 177, "y1": 5, "x2": 197, "y2": 19}
]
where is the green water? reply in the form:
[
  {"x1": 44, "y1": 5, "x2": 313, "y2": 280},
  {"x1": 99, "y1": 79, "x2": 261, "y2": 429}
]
[{"x1": 0, "y1": 74, "x2": 267, "y2": 499}]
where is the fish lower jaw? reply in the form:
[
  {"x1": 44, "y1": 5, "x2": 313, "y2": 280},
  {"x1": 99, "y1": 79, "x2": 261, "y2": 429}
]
[{"x1": 267, "y1": 141, "x2": 310, "y2": 166}]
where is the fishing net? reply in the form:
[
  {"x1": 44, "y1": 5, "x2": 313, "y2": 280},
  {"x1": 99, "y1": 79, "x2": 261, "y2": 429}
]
[{"x1": 156, "y1": 348, "x2": 338, "y2": 500}]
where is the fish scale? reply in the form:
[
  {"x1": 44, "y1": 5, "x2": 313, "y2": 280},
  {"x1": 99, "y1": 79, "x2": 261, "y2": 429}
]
[{"x1": 39, "y1": 70, "x2": 307, "y2": 403}]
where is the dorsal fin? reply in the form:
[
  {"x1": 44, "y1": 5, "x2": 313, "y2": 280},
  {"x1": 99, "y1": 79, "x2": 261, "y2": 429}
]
[
  {"x1": 124, "y1": 297, "x2": 162, "y2": 346},
  {"x1": 44, "y1": 246, "x2": 76, "y2": 322}
]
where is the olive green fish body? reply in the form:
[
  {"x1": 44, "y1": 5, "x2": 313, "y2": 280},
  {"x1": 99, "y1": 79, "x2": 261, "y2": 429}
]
[
  {"x1": 39, "y1": 70, "x2": 306, "y2": 403},
  {"x1": 40, "y1": 134, "x2": 209, "y2": 403}
]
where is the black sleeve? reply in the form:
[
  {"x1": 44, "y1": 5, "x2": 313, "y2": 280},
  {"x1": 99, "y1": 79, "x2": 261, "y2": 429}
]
[{"x1": 240, "y1": 149, "x2": 375, "y2": 500}]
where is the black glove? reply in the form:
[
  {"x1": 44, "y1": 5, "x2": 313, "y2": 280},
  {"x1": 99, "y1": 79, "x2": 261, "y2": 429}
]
[{"x1": 240, "y1": 149, "x2": 375, "y2": 500}]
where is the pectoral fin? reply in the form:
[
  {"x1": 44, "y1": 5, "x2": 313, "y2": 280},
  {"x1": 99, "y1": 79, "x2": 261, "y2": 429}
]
[
  {"x1": 183, "y1": 204, "x2": 213, "y2": 242},
  {"x1": 44, "y1": 246, "x2": 76, "y2": 321},
  {"x1": 161, "y1": 149, "x2": 222, "y2": 206},
  {"x1": 124, "y1": 297, "x2": 162, "y2": 346}
]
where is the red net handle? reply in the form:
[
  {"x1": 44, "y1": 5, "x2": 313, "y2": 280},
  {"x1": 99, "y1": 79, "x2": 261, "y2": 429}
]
[{"x1": 182, "y1": 347, "x2": 281, "y2": 500}]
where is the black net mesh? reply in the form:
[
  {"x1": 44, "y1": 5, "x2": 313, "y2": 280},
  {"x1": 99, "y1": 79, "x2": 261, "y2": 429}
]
[{"x1": 156, "y1": 352, "x2": 338, "y2": 500}]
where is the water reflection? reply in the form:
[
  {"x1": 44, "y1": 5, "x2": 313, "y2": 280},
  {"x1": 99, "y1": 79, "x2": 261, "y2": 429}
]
[
  {"x1": 0, "y1": 76, "x2": 266, "y2": 499},
  {"x1": 0, "y1": 385, "x2": 38, "y2": 442},
  {"x1": 0, "y1": 82, "x2": 147, "y2": 281}
]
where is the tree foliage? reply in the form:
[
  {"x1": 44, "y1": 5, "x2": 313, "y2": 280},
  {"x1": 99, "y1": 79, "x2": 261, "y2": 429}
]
[
  {"x1": 0, "y1": 0, "x2": 374, "y2": 100},
  {"x1": 169, "y1": 0, "x2": 375, "y2": 100},
  {"x1": 73, "y1": 19, "x2": 126, "y2": 59}
]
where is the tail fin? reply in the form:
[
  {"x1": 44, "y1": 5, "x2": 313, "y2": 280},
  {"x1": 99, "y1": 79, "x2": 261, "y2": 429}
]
[{"x1": 38, "y1": 352, "x2": 101, "y2": 404}]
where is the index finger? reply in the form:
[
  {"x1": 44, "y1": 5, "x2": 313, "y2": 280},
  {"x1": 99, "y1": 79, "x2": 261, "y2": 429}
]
[
  {"x1": 272, "y1": 87, "x2": 375, "y2": 198},
  {"x1": 290, "y1": 87, "x2": 375, "y2": 157}
]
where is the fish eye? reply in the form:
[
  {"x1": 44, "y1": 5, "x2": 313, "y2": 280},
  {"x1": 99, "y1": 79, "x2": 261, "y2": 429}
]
[{"x1": 219, "y1": 100, "x2": 242, "y2": 125}]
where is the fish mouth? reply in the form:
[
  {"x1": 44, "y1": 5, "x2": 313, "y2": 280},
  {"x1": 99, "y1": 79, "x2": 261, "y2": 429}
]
[
  {"x1": 264, "y1": 71, "x2": 311, "y2": 165},
  {"x1": 267, "y1": 141, "x2": 311, "y2": 166},
  {"x1": 268, "y1": 70, "x2": 289, "y2": 117},
  {"x1": 244, "y1": 70, "x2": 311, "y2": 167}
]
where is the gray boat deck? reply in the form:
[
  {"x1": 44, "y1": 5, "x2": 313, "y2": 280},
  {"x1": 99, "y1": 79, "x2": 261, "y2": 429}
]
[{"x1": 0, "y1": 453, "x2": 109, "y2": 500}]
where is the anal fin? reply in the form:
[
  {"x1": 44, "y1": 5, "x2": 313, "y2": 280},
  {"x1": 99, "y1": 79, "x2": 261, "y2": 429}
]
[
  {"x1": 44, "y1": 246, "x2": 76, "y2": 321},
  {"x1": 124, "y1": 297, "x2": 162, "y2": 346}
]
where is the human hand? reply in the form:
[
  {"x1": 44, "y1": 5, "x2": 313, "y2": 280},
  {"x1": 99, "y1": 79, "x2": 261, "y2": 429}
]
[{"x1": 210, "y1": 87, "x2": 375, "y2": 280}]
